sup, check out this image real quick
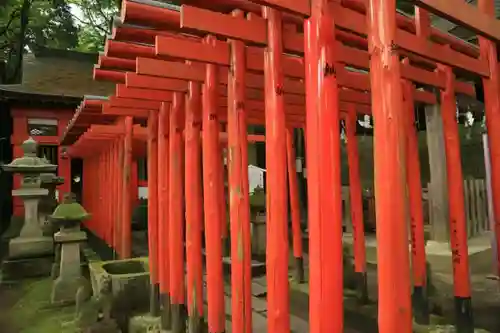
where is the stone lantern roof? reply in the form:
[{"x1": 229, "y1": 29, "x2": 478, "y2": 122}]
[
  {"x1": 50, "y1": 194, "x2": 90, "y2": 222},
  {"x1": 2, "y1": 137, "x2": 57, "y2": 173}
]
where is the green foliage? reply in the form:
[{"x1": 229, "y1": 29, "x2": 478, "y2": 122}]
[
  {"x1": 66, "y1": 0, "x2": 121, "y2": 52},
  {"x1": 0, "y1": 0, "x2": 79, "y2": 82}
]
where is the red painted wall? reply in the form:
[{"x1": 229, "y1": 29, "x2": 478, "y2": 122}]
[{"x1": 10, "y1": 107, "x2": 73, "y2": 216}]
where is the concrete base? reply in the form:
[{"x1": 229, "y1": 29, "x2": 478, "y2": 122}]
[
  {"x1": 129, "y1": 314, "x2": 161, "y2": 333},
  {"x1": 8, "y1": 236, "x2": 54, "y2": 259},
  {"x1": 1, "y1": 255, "x2": 53, "y2": 282},
  {"x1": 343, "y1": 233, "x2": 495, "y2": 275}
]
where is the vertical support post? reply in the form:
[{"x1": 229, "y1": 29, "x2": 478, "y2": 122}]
[
  {"x1": 122, "y1": 116, "x2": 133, "y2": 258},
  {"x1": 131, "y1": 159, "x2": 139, "y2": 206},
  {"x1": 402, "y1": 80, "x2": 429, "y2": 324},
  {"x1": 169, "y1": 92, "x2": 187, "y2": 333},
  {"x1": 147, "y1": 111, "x2": 160, "y2": 316},
  {"x1": 203, "y1": 35, "x2": 226, "y2": 333},
  {"x1": 345, "y1": 106, "x2": 368, "y2": 304},
  {"x1": 367, "y1": 0, "x2": 412, "y2": 332},
  {"x1": 114, "y1": 140, "x2": 122, "y2": 256},
  {"x1": 105, "y1": 146, "x2": 112, "y2": 245},
  {"x1": 185, "y1": 81, "x2": 204, "y2": 332},
  {"x1": 482, "y1": 133, "x2": 498, "y2": 273},
  {"x1": 286, "y1": 127, "x2": 304, "y2": 283},
  {"x1": 228, "y1": 10, "x2": 253, "y2": 333},
  {"x1": 305, "y1": 1, "x2": 344, "y2": 331},
  {"x1": 439, "y1": 64, "x2": 474, "y2": 333},
  {"x1": 416, "y1": 7, "x2": 449, "y2": 242},
  {"x1": 478, "y1": 0, "x2": 500, "y2": 278},
  {"x1": 263, "y1": 7, "x2": 290, "y2": 333},
  {"x1": 219, "y1": 125, "x2": 229, "y2": 249},
  {"x1": 98, "y1": 153, "x2": 105, "y2": 243},
  {"x1": 158, "y1": 102, "x2": 172, "y2": 329}
]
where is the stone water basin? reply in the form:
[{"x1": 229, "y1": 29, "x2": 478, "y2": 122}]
[{"x1": 89, "y1": 257, "x2": 151, "y2": 316}]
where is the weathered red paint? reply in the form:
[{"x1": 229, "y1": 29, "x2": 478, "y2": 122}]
[
  {"x1": 285, "y1": 127, "x2": 303, "y2": 259},
  {"x1": 439, "y1": 65, "x2": 472, "y2": 298},
  {"x1": 169, "y1": 92, "x2": 186, "y2": 305},
  {"x1": 402, "y1": 80, "x2": 427, "y2": 290},
  {"x1": 202, "y1": 35, "x2": 226, "y2": 333},
  {"x1": 185, "y1": 81, "x2": 204, "y2": 318},
  {"x1": 227, "y1": 10, "x2": 253, "y2": 333},
  {"x1": 147, "y1": 111, "x2": 159, "y2": 285},
  {"x1": 121, "y1": 116, "x2": 133, "y2": 258},
  {"x1": 158, "y1": 102, "x2": 171, "y2": 295},
  {"x1": 305, "y1": 1, "x2": 344, "y2": 331},
  {"x1": 367, "y1": 0, "x2": 412, "y2": 332},
  {"x1": 345, "y1": 107, "x2": 366, "y2": 278},
  {"x1": 262, "y1": 7, "x2": 290, "y2": 332}
]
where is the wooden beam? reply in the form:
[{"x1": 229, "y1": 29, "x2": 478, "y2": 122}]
[{"x1": 412, "y1": 0, "x2": 500, "y2": 42}]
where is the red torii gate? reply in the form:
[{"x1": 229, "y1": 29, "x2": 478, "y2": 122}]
[
  {"x1": 58, "y1": 0, "x2": 500, "y2": 333},
  {"x1": 65, "y1": 101, "x2": 146, "y2": 258}
]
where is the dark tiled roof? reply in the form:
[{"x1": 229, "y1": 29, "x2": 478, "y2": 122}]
[{"x1": 0, "y1": 47, "x2": 114, "y2": 101}]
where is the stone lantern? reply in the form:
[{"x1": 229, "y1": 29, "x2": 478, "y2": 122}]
[
  {"x1": 39, "y1": 172, "x2": 65, "y2": 236},
  {"x1": 1, "y1": 137, "x2": 57, "y2": 280},
  {"x1": 249, "y1": 186, "x2": 266, "y2": 257},
  {"x1": 50, "y1": 193, "x2": 90, "y2": 304}
]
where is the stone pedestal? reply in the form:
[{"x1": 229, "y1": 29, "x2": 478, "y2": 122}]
[
  {"x1": 251, "y1": 212, "x2": 266, "y2": 257},
  {"x1": 2, "y1": 192, "x2": 54, "y2": 282},
  {"x1": 51, "y1": 229, "x2": 87, "y2": 304},
  {"x1": 9, "y1": 190, "x2": 54, "y2": 259},
  {"x1": 0, "y1": 138, "x2": 57, "y2": 283}
]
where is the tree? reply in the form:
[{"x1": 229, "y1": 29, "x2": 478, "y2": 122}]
[
  {"x1": 67, "y1": 0, "x2": 121, "y2": 52},
  {"x1": 0, "y1": 0, "x2": 79, "y2": 83}
]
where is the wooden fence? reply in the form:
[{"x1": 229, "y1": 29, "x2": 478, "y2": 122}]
[{"x1": 342, "y1": 178, "x2": 490, "y2": 239}]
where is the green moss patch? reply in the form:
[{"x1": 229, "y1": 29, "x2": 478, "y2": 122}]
[{"x1": 4, "y1": 278, "x2": 78, "y2": 333}]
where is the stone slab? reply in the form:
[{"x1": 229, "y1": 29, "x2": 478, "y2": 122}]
[
  {"x1": 343, "y1": 233, "x2": 495, "y2": 275},
  {"x1": 1, "y1": 255, "x2": 53, "y2": 282},
  {"x1": 8, "y1": 236, "x2": 54, "y2": 259}
]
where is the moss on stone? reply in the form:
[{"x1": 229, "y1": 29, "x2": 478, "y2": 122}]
[
  {"x1": 51, "y1": 202, "x2": 90, "y2": 221},
  {"x1": 249, "y1": 186, "x2": 266, "y2": 209}
]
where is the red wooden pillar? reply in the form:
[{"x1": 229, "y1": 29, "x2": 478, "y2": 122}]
[
  {"x1": 169, "y1": 92, "x2": 186, "y2": 333},
  {"x1": 158, "y1": 102, "x2": 172, "y2": 329},
  {"x1": 478, "y1": 0, "x2": 500, "y2": 279},
  {"x1": 367, "y1": 0, "x2": 412, "y2": 332},
  {"x1": 122, "y1": 116, "x2": 133, "y2": 258},
  {"x1": 305, "y1": 1, "x2": 344, "y2": 331},
  {"x1": 402, "y1": 80, "x2": 429, "y2": 324},
  {"x1": 57, "y1": 118, "x2": 71, "y2": 200},
  {"x1": 113, "y1": 140, "x2": 121, "y2": 253},
  {"x1": 218, "y1": 123, "x2": 228, "y2": 243},
  {"x1": 98, "y1": 152, "x2": 105, "y2": 242},
  {"x1": 147, "y1": 110, "x2": 160, "y2": 315},
  {"x1": 285, "y1": 127, "x2": 304, "y2": 282},
  {"x1": 263, "y1": 7, "x2": 290, "y2": 333},
  {"x1": 345, "y1": 107, "x2": 368, "y2": 303},
  {"x1": 228, "y1": 10, "x2": 252, "y2": 333},
  {"x1": 185, "y1": 81, "x2": 204, "y2": 332},
  {"x1": 202, "y1": 35, "x2": 226, "y2": 333},
  {"x1": 439, "y1": 64, "x2": 474, "y2": 332},
  {"x1": 105, "y1": 146, "x2": 111, "y2": 245},
  {"x1": 131, "y1": 159, "x2": 139, "y2": 205}
]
